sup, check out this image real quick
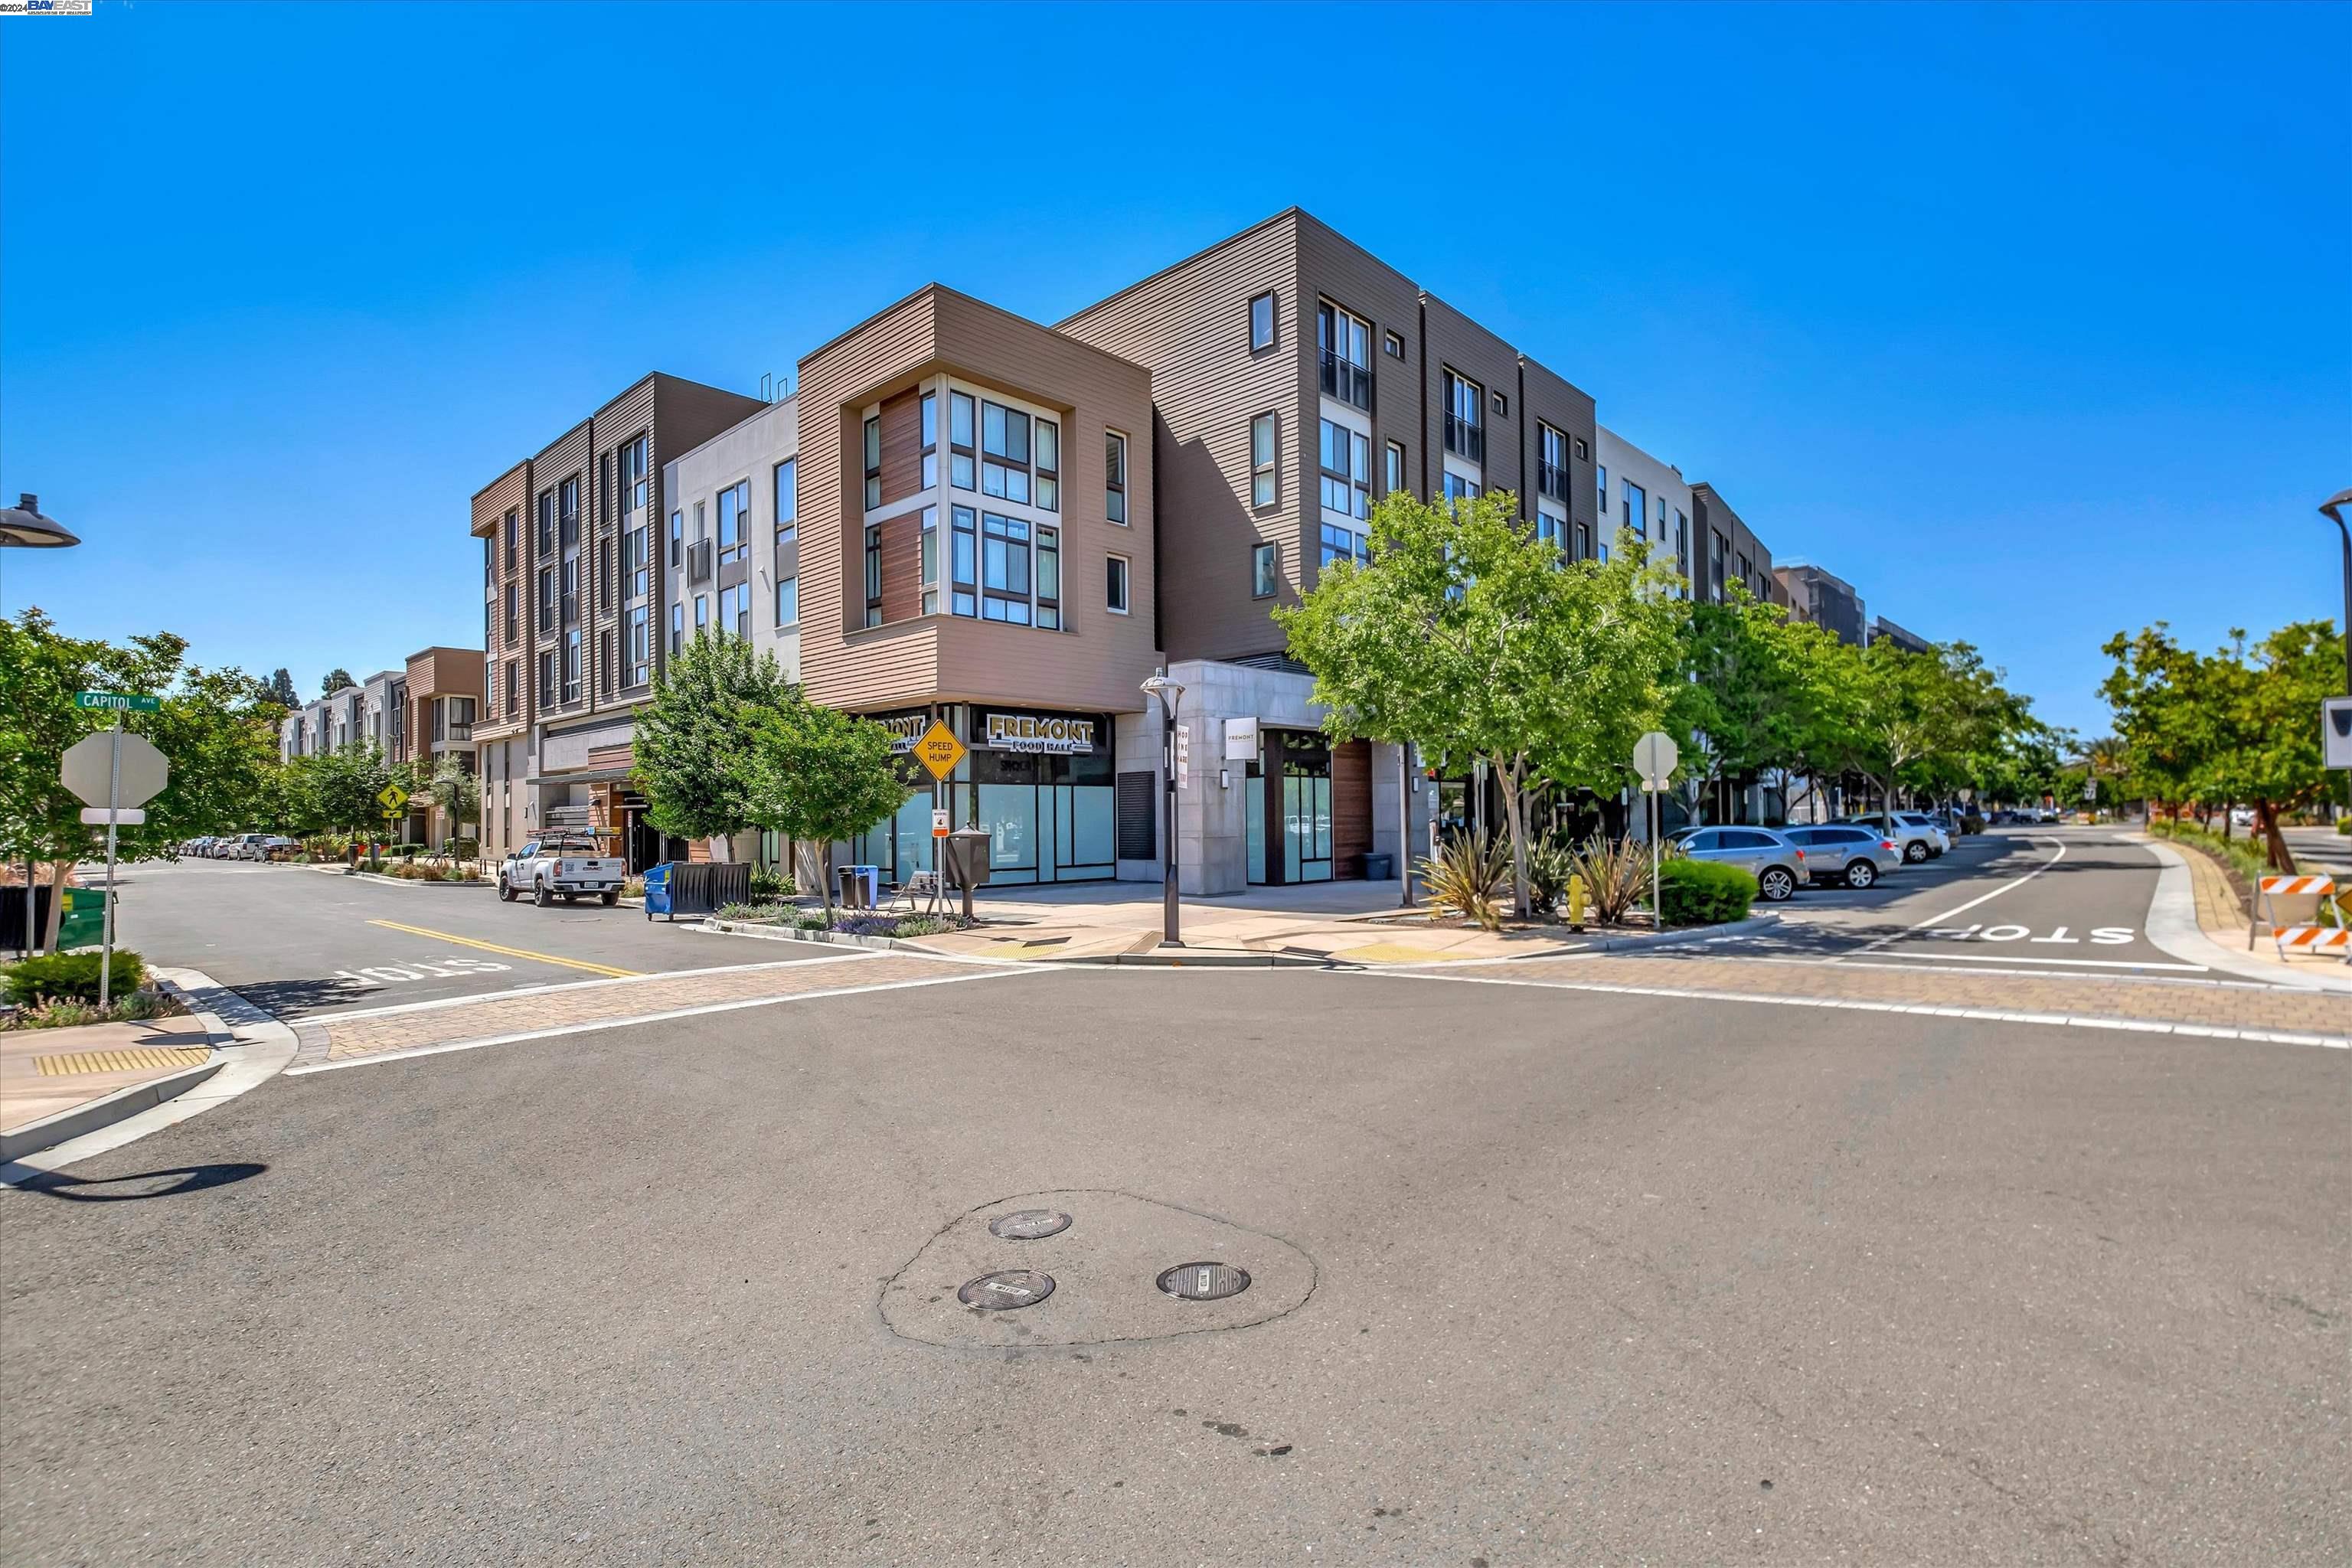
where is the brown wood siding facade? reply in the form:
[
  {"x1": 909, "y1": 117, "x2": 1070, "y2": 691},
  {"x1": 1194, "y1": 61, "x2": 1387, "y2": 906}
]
[
  {"x1": 795, "y1": 286, "x2": 1160, "y2": 717},
  {"x1": 1295, "y1": 217, "x2": 1426, "y2": 594},
  {"x1": 878, "y1": 387, "x2": 923, "y2": 508},
  {"x1": 1332, "y1": 737, "x2": 1372, "y2": 878},
  {"x1": 470, "y1": 462, "x2": 531, "y2": 741},
  {"x1": 877, "y1": 508, "x2": 923, "y2": 626},
  {"x1": 1058, "y1": 211, "x2": 1304, "y2": 665},
  {"x1": 1423, "y1": 293, "x2": 1524, "y2": 505}
]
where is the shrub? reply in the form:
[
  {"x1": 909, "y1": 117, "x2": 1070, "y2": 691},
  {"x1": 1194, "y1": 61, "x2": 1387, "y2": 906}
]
[
  {"x1": 1419, "y1": 831, "x2": 1512, "y2": 929},
  {"x1": 715, "y1": 901, "x2": 781, "y2": 923},
  {"x1": 892, "y1": 916, "x2": 949, "y2": 938},
  {"x1": 443, "y1": 836, "x2": 480, "y2": 861},
  {"x1": 1524, "y1": 838, "x2": 1576, "y2": 914},
  {"x1": 2337, "y1": 818, "x2": 2351, "y2": 838},
  {"x1": 1570, "y1": 833, "x2": 1656, "y2": 925},
  {"x1": 749, "y1": 864, "x2": 796, "y2": 903},
  {"x1": 1656, "y1": 859, "x2": 1756, "y2": 926},
  {"x1": 622, "y1": 876, "x2": 646, "y2": 900},
  {"x1": 4, "y1": 949, "x2": 149, "y2": 1005},
  {"x1": 795, "y1": 911, "x2": 830, "y2": 932}
]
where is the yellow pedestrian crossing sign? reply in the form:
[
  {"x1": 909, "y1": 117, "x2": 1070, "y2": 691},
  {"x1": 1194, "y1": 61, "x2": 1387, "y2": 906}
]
[
  {"x1": 377, "y1": 783, "x2": 410, "y2": 814},
  {"x1": 913, "y1": 720, "x2": 966, "y2": 781}
]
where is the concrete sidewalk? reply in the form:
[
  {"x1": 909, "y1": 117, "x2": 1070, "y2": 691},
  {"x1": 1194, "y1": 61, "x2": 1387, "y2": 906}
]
[
  {"x1": 907, "y1": 879, "x2": 1632, "y2": 965},
  {"x1": 2134, "y1": 835, "x2": 2352, "y2": 993},
  {"x1": 0, "y1": 1018, "x2": 221, "y2": 1161}
]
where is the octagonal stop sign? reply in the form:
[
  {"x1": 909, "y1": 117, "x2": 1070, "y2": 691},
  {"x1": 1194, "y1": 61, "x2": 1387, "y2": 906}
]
[{"x1": 62, "y1": 730, "x2": 170, "y2": 808}]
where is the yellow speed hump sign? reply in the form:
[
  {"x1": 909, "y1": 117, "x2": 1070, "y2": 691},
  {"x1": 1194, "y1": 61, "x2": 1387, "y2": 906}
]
[{"x1": 913, "y1": 720, "x2": 966, "y2": 782}]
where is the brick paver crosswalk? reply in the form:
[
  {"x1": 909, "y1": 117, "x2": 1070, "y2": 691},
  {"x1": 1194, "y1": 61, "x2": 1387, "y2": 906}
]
[
  {"x1": 1397, "y1": 951, "x2": 2352, "y2": 1047},
  {"x1": 288, "y1": 952, "x2": 1021, "y2": 1070}
]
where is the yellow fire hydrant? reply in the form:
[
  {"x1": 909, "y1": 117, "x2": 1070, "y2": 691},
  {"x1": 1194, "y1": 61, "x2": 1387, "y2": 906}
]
[{"x1": 1566, "y1": 872, "x2": 1588, "y2": 932}]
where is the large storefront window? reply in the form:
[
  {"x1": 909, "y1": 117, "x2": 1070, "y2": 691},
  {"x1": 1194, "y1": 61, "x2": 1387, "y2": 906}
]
[{"x1": 955, "y1": 707, "x2": 1115, "y2": 885}]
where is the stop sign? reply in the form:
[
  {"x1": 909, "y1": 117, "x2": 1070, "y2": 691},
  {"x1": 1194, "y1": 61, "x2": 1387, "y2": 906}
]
[{"x1": 62, "y1": 730, "x2": 170, "y2": 808}]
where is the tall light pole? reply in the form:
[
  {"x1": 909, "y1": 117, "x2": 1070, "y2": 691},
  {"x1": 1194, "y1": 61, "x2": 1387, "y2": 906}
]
[
  {"x1": 1140, "y1": 671, "x2": 1185, "y2": 948},
  {"x1": 2, "y1": 493, "x2": 80, "y2": 956},
  {"x1": 2319, "y1": 488, "x2": 2352, "y2": 818}
]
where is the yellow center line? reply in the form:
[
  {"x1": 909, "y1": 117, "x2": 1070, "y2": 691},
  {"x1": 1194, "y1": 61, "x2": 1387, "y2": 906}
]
[{"x1": 367, "y1": 919, "x2": 642, "y2": 978}]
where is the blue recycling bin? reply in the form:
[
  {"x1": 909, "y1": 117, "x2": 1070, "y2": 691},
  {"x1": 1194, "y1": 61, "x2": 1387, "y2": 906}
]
[
  {"x1": 643, "y1": 862, "x2": 674, "y2": 921},
  {"x1": 838, "y1": 864, "x2": 880, "y2": 910}
]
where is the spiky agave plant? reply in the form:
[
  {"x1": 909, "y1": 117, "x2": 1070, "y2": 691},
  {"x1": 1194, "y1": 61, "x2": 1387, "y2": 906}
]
[{"x1": 1419, "y1": 830, "x2": 1513, "y2": 929}]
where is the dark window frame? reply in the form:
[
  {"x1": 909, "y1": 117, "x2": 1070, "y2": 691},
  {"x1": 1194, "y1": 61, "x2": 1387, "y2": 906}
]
[
  {"x1": 1252, "y1": 541, "x2": 1279, "y2": 598},
  {"x1": 1249, "y1": 291, "x2": 1276, "y2": 352}
]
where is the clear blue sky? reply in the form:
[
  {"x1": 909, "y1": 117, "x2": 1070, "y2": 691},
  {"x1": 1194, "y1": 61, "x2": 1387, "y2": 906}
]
[{"x1": 3, "y1": 2, "x2": 2344, "y2": 736}]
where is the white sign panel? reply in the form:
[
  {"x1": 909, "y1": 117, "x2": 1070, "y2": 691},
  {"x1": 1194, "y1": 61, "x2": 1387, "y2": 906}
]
[
  {"x1": 1174, "y1": 720, "x2": 1191, "y2": 789},
  {"x1": 1632, "y1": 730, "x2": 1680, "y2": 789},
  {"x1": 61, "y1": 730, "x2": 169, "y2": 808},
  {"x1": 1223, "y1": 717, "x2": 1259, "y2": 763},
  {"x1": 80, "y1": 807, "x2": 147, "y2": 826},
  {"x1": 2325, "y1": 697, "x2": 2352, "y2": 771}
]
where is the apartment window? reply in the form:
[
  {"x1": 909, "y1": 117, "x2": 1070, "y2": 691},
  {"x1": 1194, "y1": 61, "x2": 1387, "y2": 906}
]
[
  {"x1": 1106, "y1": 553, "x2": 1130, "y2": 615},
  {"x1": 1385, "y1": 439, "x2": 1406, "y2": 496},
  {"x1": 503, "y1": 508, "x2": 518, "y2": 568},
  {"x1": 669, "y1": 509, "x2": 683, "y2": 568},
  {"x1": 1250, "y1": 413, "x2": 1278, "y2": 507},
  {"x1": 717, "y1": 479, "x2": 749, "y2": 567},
  {"x1": 918, "y1": 393, "x2": 937, "y2": 489},
  {"x1": 1318, "y1": 419, "x2": 1370, "y2": 520},
  {"x1": 1538, "y1": 424, "x2": 1570, "y2": 503},
  {"x1": 1441, "y1": 472, "x2": 1481, "y2": 505},
  {"x1": 981, "y1": 512, "x2": 1033, "y2": 625},
  {"x1": 561, "y1": 557, "x2": 577, "y2": 626},
  {"x1": 1317, "y1": 300, "x2": 1372, "y2": 410},
  {"x1": 626, "y1": 606, "x2": 649, "y2": 686},
  {"x1": 1674, "y1": 511, "x2": 1690, "y2": 572},
  {"x1": 773, "y1": 459, "x2": 796, "y2": 547},
  {"x1": 1443, "y1": 371, "x2": 1484, "y2": 462},
  {"x1": 864, "y1": 523, "x2": 882, "y2": 627},
  {"x1": 1105, "y1": 431, "x2": 1129, "y2": 524},
  {"x1": 670, "y1": 603, "x2": 684, "y2": 657},
  {"x1": 1624, "y1": 481, "x2": 1647, "y2": 547},
  {"x1": 863, "y1": 416, "x2": 882, "y2": 509},
  {"x1": 537, "y1": 565, "x2": 557, "y2": 633},
  {"x1": 1252, "y1": 541, "x2": 1279, "y2": 597},
  {"x1": 919, "y1": 505, "x2": 939, "y2": 615},
  {"x1": 776, "y1": 574, "x2": 799, "y2": 628},
  {"x1": 598, "y1": 628, "x2": 613, "y2": 701},
  {"x1": 695, "y1": 593, "x2": 709, "y2": 635},
  {"x1": 621, "y1": 435, "x2": 648, "y2": 514},
  {"x1": 1034, "y1": 418, "x2": 1059, "y2": 512},
  {"x1": 1249, "y1": 291, "x2": 1276, "y2": 351},
  {"x1": 538, "y1": 650, "x2": 557, "y2": 707},
  {"x1": 949, "y1": 392, "x2": 976, "y2": 490},
  {"x1": 1036, "y1": 524, "x2": 1060, "y2": 630},
  {"x1": 1574, "y1": 521, "x2": 1591, "y2": 561},
  {"x1": 596, "y1": 537, "x2": 612, "y2": 609},
  {"x1": 1383, "y1": 329, "x2": 1405, "y2": 360},
  {"x1": 1536, "y1": 511, "x2": 1566, "y2": 554},
  {"x1": 537, "y1": 489, "x2": 555, "y2": 556},
  {"x1": 981, "y1": 400, "x2": 1031, "y2": 504},
  {"x1": 1709, "y1": 531, "x2": 1727, "y2": 602},
  {"x1": 505, "y1": 659, "x2": 519, "y2": 718},
  {"x1": 1575, "y1": 437, "x2": 1591, "y2": 461},
  {"x1": 563, "y1": 629, "x2": 581, "y2": 704},
  {"x1": 560, "y1": 476, "x2": 579, "y2": 546},
  {"x1": 951, "y1": 505, "x2": 978, "y2": 616},
  {"x1": 1491, "y1": 390, "x2": 1508, "y2": 418},
  {"x1": 624, "y1": 526, "x2": 648, "y2": 600},
  {"x1": 720, "y1": 583, "x2": 750, "y2": 641},
  {"x1": 1318, "y1": 522, "x2": 1370, "y2": 570},
  {"x1": 504, "y1": 583, "x2": 519, "y2": 643},
  {"x1": 1596, "y1": 465, "x2": 1608, "y2": 515}
]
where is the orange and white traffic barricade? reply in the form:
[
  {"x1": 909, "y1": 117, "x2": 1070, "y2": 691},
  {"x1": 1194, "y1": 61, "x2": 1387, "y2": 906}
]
[{"x1": 2251, "y1": 875, "x2": 2349, "y2": 962}]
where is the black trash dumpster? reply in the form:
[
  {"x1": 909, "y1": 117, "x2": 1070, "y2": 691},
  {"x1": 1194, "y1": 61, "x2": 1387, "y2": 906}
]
[
  {"x1": 2, "y1": 884, "x2": 58, "y2": 954},
  {"x1": 648, "y1": 860, "x2": 752, "y2": 921}
]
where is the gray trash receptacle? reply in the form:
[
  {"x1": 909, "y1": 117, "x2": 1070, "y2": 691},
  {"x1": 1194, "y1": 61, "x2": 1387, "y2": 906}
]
[{"x1": 1363, "y1": 852, "x2": 1394, "y2": 881}]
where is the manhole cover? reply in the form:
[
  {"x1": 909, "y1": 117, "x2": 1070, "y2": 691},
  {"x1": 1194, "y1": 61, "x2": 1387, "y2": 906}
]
[
  {"x1": 988, "y1": 1210, "x2": 1073, "y2": 1240},
  {"x1": 958, "y1": 1270, "x2": 1055, "y2": 1310},
  {"x1": 1157, "y1": 1262, "x2": 1251, "y2": 1302}
]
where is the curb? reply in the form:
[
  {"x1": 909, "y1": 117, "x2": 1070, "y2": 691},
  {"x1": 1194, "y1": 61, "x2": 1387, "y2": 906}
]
[
  {"x1": 2132, "y1": 838, "x2": 2352, "y2": 994},
  {"x1": 1072, "y1": 949, "x2": 1337, "y2": 968},
  {"x1": 0, "y1": 967, "x2": 298, "y2": 1184},
  {"x1": 1571, "y1": 912, "x2": 1781, "y2": 954},
  {"x1": 316, "y1": 866, "x2": 489, "y2": 889},
  {"x1": 698, "y1": 919, "x2": 936, "y2": 956}
]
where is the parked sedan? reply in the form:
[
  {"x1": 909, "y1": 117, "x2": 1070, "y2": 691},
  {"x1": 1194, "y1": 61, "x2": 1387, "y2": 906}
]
[
  {"x1": 1667, "y1": 825, "x2": 1806, "y2": 903},
  {"x1": 1781, "y1": 825, "x2": 1905, "y2": 888},
  {"x1": 1838, "y1": 812, "x2": 1947, "y2": 863}
]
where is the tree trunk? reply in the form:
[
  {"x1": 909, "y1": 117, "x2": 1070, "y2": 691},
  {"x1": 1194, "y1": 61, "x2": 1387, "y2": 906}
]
[
  {"x1": 1494, "y1": 759, "x2": 1531, "y2": 921},
  {"x1": 819, "y1": 841, "x2": 835, "y2": 919},
  {"x1": 39, "y1": 858, "x2": 75, "y2": 952},
  {"x1": 2255, "y1": 800, "x2": 2296, "y2": 874},
  {"x1": 2220, "y1": 806, "x2": 2233, "y2": 840}
]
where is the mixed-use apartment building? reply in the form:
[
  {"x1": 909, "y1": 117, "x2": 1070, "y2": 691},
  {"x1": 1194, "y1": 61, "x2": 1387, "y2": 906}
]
[{"x1": 462, "y1": 208, "x2": 1915, "y2": 886}]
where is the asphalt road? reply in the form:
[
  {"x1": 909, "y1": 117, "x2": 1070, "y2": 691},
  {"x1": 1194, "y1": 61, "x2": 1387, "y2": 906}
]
[
  {"x1": 107, "y1": 858, "x2": 831, "y2": 1018},
  {"x1": 5, "y1": 964, "x2": 2346, "y2": 1566}
]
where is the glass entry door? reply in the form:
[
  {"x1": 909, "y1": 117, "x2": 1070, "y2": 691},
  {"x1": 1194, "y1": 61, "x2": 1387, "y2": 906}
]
[
  {"x1": 1282, "y1": 773, "x2": 1333, "y2": 882},
  {"x1": 1255, "y1": 730, "x2": 1332, "y2": 884}
]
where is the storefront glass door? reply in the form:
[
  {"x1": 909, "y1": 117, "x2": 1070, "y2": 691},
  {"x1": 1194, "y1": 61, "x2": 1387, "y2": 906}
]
[{"x1": 1283, "y1": 773, "x2": 1333, "y2": 882}]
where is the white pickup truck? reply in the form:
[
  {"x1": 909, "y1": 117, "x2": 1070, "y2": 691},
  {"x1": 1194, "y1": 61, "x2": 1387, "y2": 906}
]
[{"x1": 497, "y1": 835, "x2": 628, "y2": 907}]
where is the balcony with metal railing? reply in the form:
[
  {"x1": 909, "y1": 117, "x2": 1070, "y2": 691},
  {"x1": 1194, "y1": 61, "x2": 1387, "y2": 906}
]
[
  {"x1": 1318, "y1": 350, "x2": 1374, "y2": 412},
  {"x1": 1537, "y1": 459, "x2": 1570, "y2": 502},
  {"x1": 1445, "y1": 413, "x2": 1485, "y2": 463}
]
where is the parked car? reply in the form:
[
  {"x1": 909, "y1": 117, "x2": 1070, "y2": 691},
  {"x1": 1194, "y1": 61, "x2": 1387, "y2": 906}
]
[
  {"x1": 1666, "y1": 825, "x2": 1805, "y2": 902},
  {"x1": 227, "y1": 832, "x2": 273, "y2": 861},
  {"x1": 1929, "y1": 805, "x2": 1985, "y2": 836},
  {"x1": 497, "y1": 835, "x2": 627, "y2": 907},
  {"x1": 1838, "y1": 812, "x2": 1947, "y2": 863},
  {"x1": 1781, "y1": 825, "x2": 1905, "y2": 888},
  {"x1": 181, "y1": 836, "x2": 211, "y2": 858},
  {"x1": 260, "y1": 835, "x2": 295, "y2": 861}
]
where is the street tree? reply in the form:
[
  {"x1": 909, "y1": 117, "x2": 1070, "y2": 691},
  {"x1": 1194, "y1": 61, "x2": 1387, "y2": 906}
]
[
  {"x1": 1668, "y1": 590, "x2": 1828, "y2": 818},
  {"x1": 634, "y1": 632, "x2": 794, "y2": 861},
  {"x1": 306, "y1": 743, "x2": 416, "y2": 841},
  {"x1": 427, "y1": 752, "x2": 482, "y2": 843},
  {"x1": 744, "y1": 696, "x2": 909, "y2": 917},
  {"x1": 0, "y1": 609, "x2": 282, "y2": 948},
  {"x1": 1276, "y1": 491, "x2": 1684, "y2": 918},
  {"x1": 320, "y1": 668, "x2": 355, "y2": 696},
  {"x1": 264, "y1": 668, "x2": 300, "y2": 709}
]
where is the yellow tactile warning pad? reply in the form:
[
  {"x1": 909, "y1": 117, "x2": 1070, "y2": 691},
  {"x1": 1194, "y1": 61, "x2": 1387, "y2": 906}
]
[{"x1": 33, "y1": 1045, "x2": 211, "y2": 1077}]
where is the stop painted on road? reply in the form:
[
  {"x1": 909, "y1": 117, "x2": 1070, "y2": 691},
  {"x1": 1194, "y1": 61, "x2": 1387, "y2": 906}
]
[{"x1": 1921, "y1": 924, "x2": 2136, "y2": 945}]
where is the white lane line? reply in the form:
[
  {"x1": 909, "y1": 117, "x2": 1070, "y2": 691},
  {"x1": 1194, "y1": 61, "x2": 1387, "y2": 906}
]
[
  {"x1": 312, "y1": 952, "x2": 880, "y2": 1022},
  {"x1": 1841, "y1": 950, "x2": 2210, "y2": 972},
  {"x1": 1831, "y1": 835, "x2": 2068, "y2": 963},
  {"x1": 1368, "y1": 969, "x2": 2350, "y2": 1050},
  {"x1": 283, "y1": 963, "x2": 1051, "y2": 1076}
]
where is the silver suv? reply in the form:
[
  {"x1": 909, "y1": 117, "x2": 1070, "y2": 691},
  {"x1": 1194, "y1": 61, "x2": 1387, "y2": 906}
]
[
  {"x1": 1838, "y1": 812, "x2": 1947, "y2": 864},
  {"x1": 1668, "y1": 825, "x2": 1805, "y2": 902},
  {"x1": 1783, "y1": 825, "x2": 1905, "y2": 888}
]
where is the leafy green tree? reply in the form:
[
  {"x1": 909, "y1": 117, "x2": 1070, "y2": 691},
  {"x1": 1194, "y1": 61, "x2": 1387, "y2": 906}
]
[
  {"x1": 427, "y1": 753, "x2": 482, "y2": 838},
  {"x1": 1276, "y1": 491, "x2": 1684, "y2": 917},
  {"x1": 745, "y1": 697, "x2": 909, "y2": 917},
  {"x1": 0, "y1": 609, "x2": 281, "y2": 948},
  {"x1": 307, "y1": 744, "x2": 415, "y2": 843},
  {"x1": 1668, "y1": 590, "x2": 1832, "y2": 819},
  {"x1": 634, "y1": 632, "x2": 795, "y2": 861},
  {"x1": 264, "y1": 668, "x2": 300, "y2": 709},
  {"x1": 320, "y1": 668, "x2": 355, "y2": 697}
]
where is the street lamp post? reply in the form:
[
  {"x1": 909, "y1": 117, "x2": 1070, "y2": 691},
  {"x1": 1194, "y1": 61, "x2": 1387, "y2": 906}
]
[
  {"x1": 2318, "y1": 488, "x2": 2352, "y2": 818},
  {"x1": 1, "y1": 493, "x2": 79, "y2": 956},
  {"x1": 1140, "y1": 671, "x2": 1185, "y2": 948}
]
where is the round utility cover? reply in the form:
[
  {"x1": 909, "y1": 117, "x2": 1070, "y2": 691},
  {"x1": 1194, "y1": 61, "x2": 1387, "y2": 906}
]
[
  {"x1": 1157, "y1": 1262, "x2": 1251, "y2": 1302},
  {"x1": 958, "y1": 1270, "x2": 1055, "y2": 1310},
  {"x1": 988, "y1": 1210, "x2": 1073, "y2": 1240}
]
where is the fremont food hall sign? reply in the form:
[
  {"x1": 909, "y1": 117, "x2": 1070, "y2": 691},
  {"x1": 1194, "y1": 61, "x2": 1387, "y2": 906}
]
[{"x1": 983, "y1": 712, "x2": 1097, "y2": 754}]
